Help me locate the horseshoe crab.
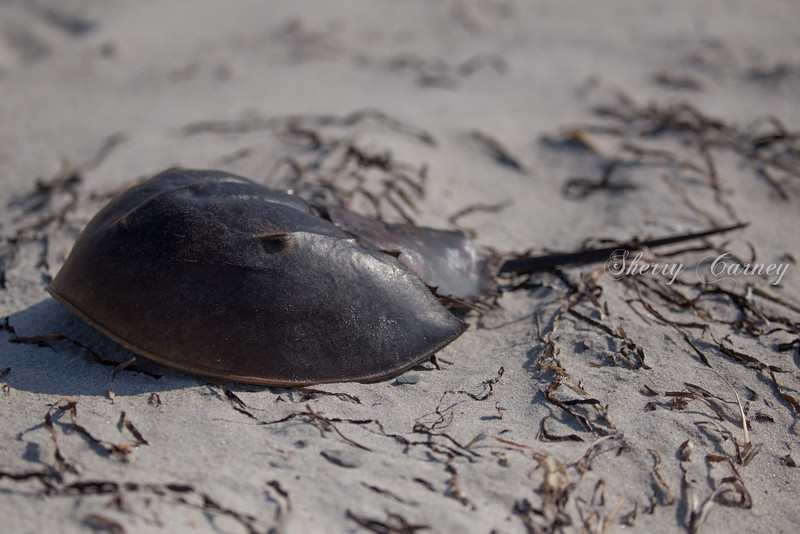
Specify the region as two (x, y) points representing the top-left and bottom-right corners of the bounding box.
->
(47, 169), (743, 385)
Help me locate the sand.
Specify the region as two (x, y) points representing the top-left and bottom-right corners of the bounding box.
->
(2, 1), (799, 532)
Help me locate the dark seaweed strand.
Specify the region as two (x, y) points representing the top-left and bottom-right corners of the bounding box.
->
(498, 223), (747, 275)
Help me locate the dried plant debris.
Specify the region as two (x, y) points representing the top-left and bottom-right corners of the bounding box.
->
(245, 403), (374, 452)
(183, 109), (435, 224)
(647, 449), (676, 506)
(447, 366), (504, 401)
(2, 425), (287, 533)
(538, 415), (584, 442)
(542, 377), (617, 437)
(8, 331), (161, 379)
(361, 483), (419, 507)
(687, 456), (753, 534)
(42, 397), (148, 465)
(203, 382), (644, 531)
(2, 399), (149, 489)
(679, 439), (694, 462)
(652, 71), (705, 91)
(184, 108), (435, 146)
(514, 456), (574, 533)
(1, 132), (126, 264)
(63, 479), (282, 534)
(469, 130), (526, 173)
(2, 168), (83, 285)
(320, 448), (360, 468)
(447, 199), (511, 235)
(359, 52), (508, 89)
(269, 139), (430, 225)
(544, 94), (800, 213)
(0, 138), (131, 311)
(747, 62), (800, 86)
(118, 411), (148, 446)
(512, 206), (798, 531)
(562, 159), (639, 198)
(346, 509), (430, 534)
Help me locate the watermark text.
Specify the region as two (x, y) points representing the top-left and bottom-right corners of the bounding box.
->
(604, 250), (791, 286)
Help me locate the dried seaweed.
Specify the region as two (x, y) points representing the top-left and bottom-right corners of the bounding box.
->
(652, 71), (705, 91)
(688, 456), (752, 533)
(443, 457), (473, 509)
(0, 251), (6, 289)
(118, 411), (148, 446)
(447, 200), (511, 230)
(1, 133), (127, 290)
(767, 367), (800, 414)
(545, 95), (800, 241)
(679, 439), (694, 462)
(664, 391), (725, 421)
(370, 52), (507, 88)
(563, 160), (637, 198)
(320, 449), (360, 468)
(79, 132), (127, 173)
(756, 166), (790, 200)
(44, 401), (76, 480)
(38, 479), (282, 534)
(184, 108), (436, 146)
(704, 369), (753, 456)
(412, 478), (436, 493)
(447, 366), (505, 401)
(621, 502), (638, 527)
(84, 513), (125, 534)
(514, 456), (574, 533)
(412, 394), (483, 460)
(576, 496), (625, 534)
(346, 509), (430, 534)
(2, 168), (82, 285)
(361, 483), (418, 506)
(0, 469), (57, 484)
(627, 280), (718, 366)
(9, 333), (161, 379)
(470, 130), (526, 172)
(571, 435), (618, 475)
(183, 110), (438, 224)
(543, 377), (617, 437)
(275, 134), (429, 224)
(628, 281), (709, 329)
(646, 449), (676, 506)
(538, 416), (584, 442)
(214, 384), (258, 419)
(43, 398), (147, 464)
(568, 307), (651, 370)
(258, 404), (373, 451)
(281, 386), (361, 404)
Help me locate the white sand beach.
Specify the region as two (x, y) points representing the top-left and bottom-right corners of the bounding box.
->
(2, 1), (799, 532)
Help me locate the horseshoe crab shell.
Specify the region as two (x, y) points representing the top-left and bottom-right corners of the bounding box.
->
(48, 169), (468, 386)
